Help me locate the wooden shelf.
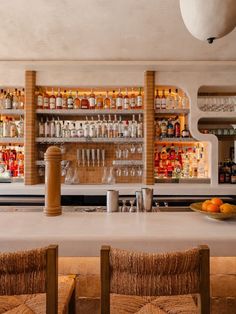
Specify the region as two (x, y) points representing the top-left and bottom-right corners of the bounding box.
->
(155, 109), (189, 115)
(0, 137), (24, 144)
(36, 137), (144, 144)
(112, 160), (143, 166)
(36, 109), (144, 115)
(155, 137), (197, 143)
(0, 109), (24, 116)
(155, 178), (210, 184)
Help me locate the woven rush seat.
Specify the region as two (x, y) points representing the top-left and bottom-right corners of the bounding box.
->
(0, 275), (74, 314)
(110, 294), (198, 314)
(101, 245), (210, 314)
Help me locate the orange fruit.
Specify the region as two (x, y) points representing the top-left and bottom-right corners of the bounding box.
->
(202, 200), (212, 211)
(211, 198), (223, 207)
(220, 203), (234, 214)
(206, 203), (220, 213)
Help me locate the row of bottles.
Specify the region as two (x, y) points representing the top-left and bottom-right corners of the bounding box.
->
(0, 145), (24, 178)
(38, 115), (143, 139)
(156, 117), (190, 139)
(154, 143), (207, 179)
(0, 89), (25, 110)
(0, 117), (24, 138)
(219, 160), (236, 184)
(155, 89), (189, 110)
(36, 88), (143, 110)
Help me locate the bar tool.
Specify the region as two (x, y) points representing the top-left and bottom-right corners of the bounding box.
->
(141, 188), (153, 212)
(135, 191), (143, 212)
(86, 149), (90, 167)
(106, 190), (119, 212)
(91, 148), (95, 167)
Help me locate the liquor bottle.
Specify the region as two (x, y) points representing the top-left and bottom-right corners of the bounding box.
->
(197, 153), (206, 178)
(0, 120), (3, 138)
(118, 116), (123, 137)
(131, 115), (137, 138)
(10, 119), (18, 138)
(166, 89), (173, 110)
(43, 90), (49, 109)
(12, 89), (19, 109)
(156, 120), (161, 138)
(70, 123), (77, 138)
(67, 90), (74, 109)
(56, 88), (62, 109)
(130, 88), (136, 109)
(174, 118), (180, 138)
(37, 89), (43, 109)
(167, 118), (174, 138)
(191, 155), (198, 178)
(74, 91), (81, 109)
(161, 90), (166, 110)
(38, 118), (44, 137)
(62, 90), (67, 109)
(0, 89), (4, 109)
(116, 89), (123, 109)
(218, 162), (225, 183)
(112, 115), (119, 138)
(155, 90), (161, 110)
(17, 116), (24, 138)
(111, 90), (116, 109)
(55, 118), (62, 138)
(137, 114), (143, 138)
(96, 94), (103, 109)
(182, 124), (190, 138)
(83, 116), (90, 138)
(104, 91), (111, 109)
(44, 117), (50, 137)
(19, 88), (25, 109)
(123, 120), (130, 138)
(89, 117), (96, 137)
(3, 118), (10, 137)
(181, 92), (188, 109)
(77, 123), (84, 138)
(224, 160), (231, 183)
(101, 115), (108, 138)
(231, 163), (236, 184)
(95, 115), (102, 138)
(81, 94), (89, 109)
(107, 115), (113, 138)
(183, 154), (190, 177)
(160, 119), (167, 138)
(49, 88), (56, 110)
(50, 117), (56, 137)
(88, 89), (96, 109)
(175, 89), (180, 108)
(123, 88), (130, 110)
(137, 87), (143, 109)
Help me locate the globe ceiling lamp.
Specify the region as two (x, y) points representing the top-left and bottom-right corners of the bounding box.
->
(179, 0), (236, 44)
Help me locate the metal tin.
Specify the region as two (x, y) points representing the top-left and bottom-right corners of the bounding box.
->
(141, 188), (153, 212)
(106, 190), (119, 212)
(135, 191), (143, 212)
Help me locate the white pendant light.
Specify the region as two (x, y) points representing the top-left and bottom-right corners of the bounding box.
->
(180, 0), (236, 43)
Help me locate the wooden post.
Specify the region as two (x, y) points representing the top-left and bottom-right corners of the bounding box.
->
(101, 245), (111, 314)
(46, 245), (58, 314)
(24, 71), (38, 185)
(143, 71), (155, 185)
(44, 146), (62, 216)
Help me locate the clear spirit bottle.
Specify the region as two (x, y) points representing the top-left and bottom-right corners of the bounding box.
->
(89, 89), (96, 109)
(67, 90), (74, 109)
(123, 88), (130, 110)
(49, 88), (56, 110)
(56, 88), (62, 109)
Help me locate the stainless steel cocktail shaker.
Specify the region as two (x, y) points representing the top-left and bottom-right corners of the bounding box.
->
(141, 188), (153, 212)
(135, 191), (143, 212)
(106, 190), (119, 212)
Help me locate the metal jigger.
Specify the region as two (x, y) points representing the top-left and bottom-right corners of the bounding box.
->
(86, 149), (90, 167)
(97, 149), (100, 167)
(101, 149), (105, 167)
(82, 149), (85, 167)
(77, 149), (81, 166)
(91, 149), (95, 167)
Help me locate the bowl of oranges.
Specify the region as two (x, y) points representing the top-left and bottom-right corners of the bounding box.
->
(190, 198), (236, 220)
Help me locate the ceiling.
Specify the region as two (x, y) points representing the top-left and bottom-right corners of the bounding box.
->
(0, 0), (235, 61)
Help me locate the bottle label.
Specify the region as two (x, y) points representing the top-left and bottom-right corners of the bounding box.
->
(39, 124), (44, 137)
(89, 98), (95, 108)
(37, 96), (43, 108)
(123, 98), (129, 109)
(67, 98), (73, 108)
(130, 98), (136, 108)
(50, 98), (56, 109)
(116, 98), (123, 108)
(137, 96), (142, 107)
(44, 98), (49, 109)
(161, 99), (166, 109)
(56, 97), (62, 109)
(155, 99), (161, 109)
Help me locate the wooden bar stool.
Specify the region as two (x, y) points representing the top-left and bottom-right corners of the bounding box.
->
(0, 245), (75, 314)
(101, 245), (210, 314)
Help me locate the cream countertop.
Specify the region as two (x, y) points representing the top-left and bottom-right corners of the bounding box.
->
(0, 183), (236, 196)
(0, 211), (235, 257)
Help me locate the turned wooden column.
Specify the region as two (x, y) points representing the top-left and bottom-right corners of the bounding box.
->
(44, 146), (62, 216)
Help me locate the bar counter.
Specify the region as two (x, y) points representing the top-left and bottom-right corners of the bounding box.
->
(0, 211), (235, 257)
(0, 182), (236, 196)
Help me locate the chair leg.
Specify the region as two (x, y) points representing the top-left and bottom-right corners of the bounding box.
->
(69, 288), (76, 314)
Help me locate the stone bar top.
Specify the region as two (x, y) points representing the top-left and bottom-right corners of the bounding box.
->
(0, 211), (235, 257)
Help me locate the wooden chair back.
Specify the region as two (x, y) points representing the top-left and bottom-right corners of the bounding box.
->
(101, 245), (210, 314)
(0, 245), (58, 314)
